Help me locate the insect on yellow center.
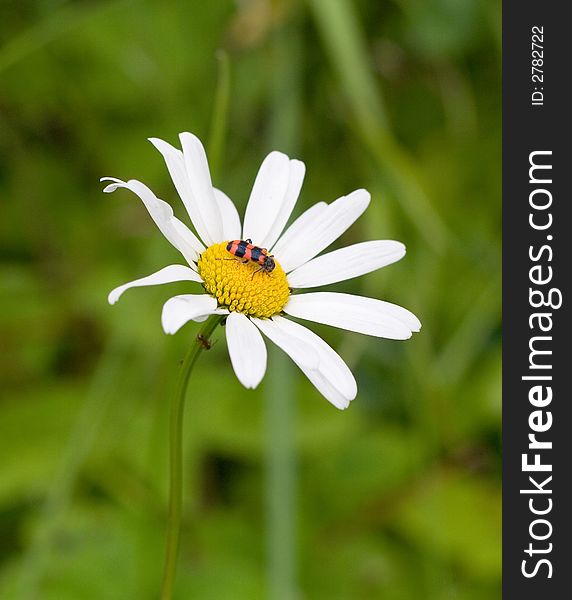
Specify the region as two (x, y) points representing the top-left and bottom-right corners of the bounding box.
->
(197, 242), (290, 318)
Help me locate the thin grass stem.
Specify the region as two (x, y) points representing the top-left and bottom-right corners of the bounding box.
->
(207, 50), (231, 182)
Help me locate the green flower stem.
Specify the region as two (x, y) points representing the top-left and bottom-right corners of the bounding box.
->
(160, 314), (223, 600)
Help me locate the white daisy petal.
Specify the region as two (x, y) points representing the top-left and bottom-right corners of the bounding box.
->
(271, 202), (328, 254)
(273, 189), (371, 273)
(287, 240), (405, 288)
(101, 177), (203, 265)
(259, 159), (306, 250)
(253, 317), (319, 371)
(214, 188), (242, 241)
(148, 137), (213, 247)
(226, 313), (267, 389)
(171, 218), (205, 264)
(161, 294), (227, 334)
(179, 132), (224, 245)
(108, 265), (202, 305)
(284, 292), (421, 340)
(271, 316), (356, 409)
(242, 151), (291, 244)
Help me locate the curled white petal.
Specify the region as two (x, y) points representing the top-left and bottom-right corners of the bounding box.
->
(161, 294), (226, 334)
(242, 151), (291, 245)
(226, 313), (267, 389)
(270, 316), (357, 409)
(179, 132), (224, 245)
(284, 292), (421, 340)
(108, 265), (202, 305)
(214, 188), (242, 241)
(273, 189), (371, 273)
(171, 219), (205, 267)
(101, 177), (203, 265)
(287, 240), (406, 288)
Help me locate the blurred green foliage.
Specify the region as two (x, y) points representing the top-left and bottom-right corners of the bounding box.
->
(0, 1), (500, 599)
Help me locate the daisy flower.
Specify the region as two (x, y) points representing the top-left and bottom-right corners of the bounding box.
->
(103, 132), (421, 409)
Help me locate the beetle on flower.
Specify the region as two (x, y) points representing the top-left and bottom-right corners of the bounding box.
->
(103, 132), (421, 409)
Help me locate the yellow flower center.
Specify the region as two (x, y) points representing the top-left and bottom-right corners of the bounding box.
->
(198, 242), (290, 318)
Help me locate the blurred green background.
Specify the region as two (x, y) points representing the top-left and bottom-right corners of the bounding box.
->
(0, 1), (501, 599)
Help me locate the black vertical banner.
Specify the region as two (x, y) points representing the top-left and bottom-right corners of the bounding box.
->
(504, 2), (571, 598)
